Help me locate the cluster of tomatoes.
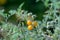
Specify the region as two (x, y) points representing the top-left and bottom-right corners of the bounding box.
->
(27, 20), (38, 30)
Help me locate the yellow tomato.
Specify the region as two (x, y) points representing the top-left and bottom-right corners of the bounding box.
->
(28, 25), (33, 30)
(30, 38), (33, 40)
(32, 21), (38, 27)
(0, 0), (7, 5)
(27, 20), (32, 26)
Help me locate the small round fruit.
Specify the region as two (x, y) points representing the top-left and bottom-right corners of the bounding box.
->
(32, 21), (38, 27)
(0, 0), (7, 5)
(28, 25), (33, 30)
(27, 20), (32, 26)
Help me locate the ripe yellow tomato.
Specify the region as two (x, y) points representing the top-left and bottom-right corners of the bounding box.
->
(28, 25), (33, 30)
(0, 0), (7, 5)
(27, 20), (32, 26)
(30, 38), (33, 40)
(32, 21), (38, 27)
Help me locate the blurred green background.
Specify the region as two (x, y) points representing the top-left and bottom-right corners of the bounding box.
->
(1, 0), (48, 20)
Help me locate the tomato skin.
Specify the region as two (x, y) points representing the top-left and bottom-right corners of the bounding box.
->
(27, 20), (32, 26)
(28, 25), (33, 30)
(32, 21), (38, 27)
(0, 0), (7, 5)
